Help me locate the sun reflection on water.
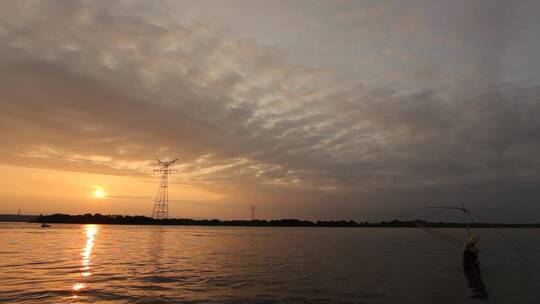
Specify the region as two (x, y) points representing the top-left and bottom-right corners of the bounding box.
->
(81, 225), (97, 273)
(71, 225), (98, 296)
(72, 282), (85, 291)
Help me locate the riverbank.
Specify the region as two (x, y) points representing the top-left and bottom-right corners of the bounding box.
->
(0, 214), (39, 222)
(34, 213), (540, 228)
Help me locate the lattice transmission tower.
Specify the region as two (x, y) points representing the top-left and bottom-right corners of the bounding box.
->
(250, 205), (256, 221)
(151, 159), (178, 219)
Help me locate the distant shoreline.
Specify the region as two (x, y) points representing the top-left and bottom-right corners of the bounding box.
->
(14, 213), (540, 228)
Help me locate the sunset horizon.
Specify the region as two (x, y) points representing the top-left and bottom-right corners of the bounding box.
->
(2, 1), (540, 223)
(1, 1), (539, 302)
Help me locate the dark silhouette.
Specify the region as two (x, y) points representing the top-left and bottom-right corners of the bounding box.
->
(32, 213), (540, 228)
(463, 236), (488, 299)
(0, 214), (39, 222)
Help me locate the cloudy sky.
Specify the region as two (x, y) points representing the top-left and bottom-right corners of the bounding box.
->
(1, 0), (539, 222)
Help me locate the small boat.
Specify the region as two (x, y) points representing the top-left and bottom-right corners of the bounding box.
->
(41, 223), (51, 228)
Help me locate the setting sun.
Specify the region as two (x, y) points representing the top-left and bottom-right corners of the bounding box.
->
(93, 188), (106, 199)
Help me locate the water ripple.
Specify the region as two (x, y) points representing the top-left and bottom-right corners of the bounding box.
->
(1, 223), (538, 303)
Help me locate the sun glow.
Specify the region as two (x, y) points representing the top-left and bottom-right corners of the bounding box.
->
(93, 187), (106, 199)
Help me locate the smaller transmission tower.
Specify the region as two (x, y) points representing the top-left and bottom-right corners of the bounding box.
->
(250, 205), (256, 221)
(151, 159), (178, 219)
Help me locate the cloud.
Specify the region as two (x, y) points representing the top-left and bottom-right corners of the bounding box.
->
(0, 0), (539, 220)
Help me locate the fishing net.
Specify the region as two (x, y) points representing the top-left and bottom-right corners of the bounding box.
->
(407, 206), (530, 267)
(405, 206), (533, 300)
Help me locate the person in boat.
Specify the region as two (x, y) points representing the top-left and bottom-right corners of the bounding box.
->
(462, 236), (488, 298)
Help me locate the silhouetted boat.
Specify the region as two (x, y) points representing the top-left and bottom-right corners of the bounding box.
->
(41, 223), (51, 228)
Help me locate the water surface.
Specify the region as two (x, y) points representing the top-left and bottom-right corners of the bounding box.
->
(0, 223), (538, 303)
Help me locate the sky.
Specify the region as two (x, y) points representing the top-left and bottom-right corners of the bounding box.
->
(1, 0), (539, 222)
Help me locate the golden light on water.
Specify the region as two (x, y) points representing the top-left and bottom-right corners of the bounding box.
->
(72, 283), (85, 291)
(81, 224), (97, 270)
(72, 225), (98, 294)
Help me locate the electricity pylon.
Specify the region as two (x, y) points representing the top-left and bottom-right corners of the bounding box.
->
(151, 159), (178, 219)
(250, 205), (256, 221)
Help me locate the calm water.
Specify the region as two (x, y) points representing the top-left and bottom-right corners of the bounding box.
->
(0, 223), (538, 303)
